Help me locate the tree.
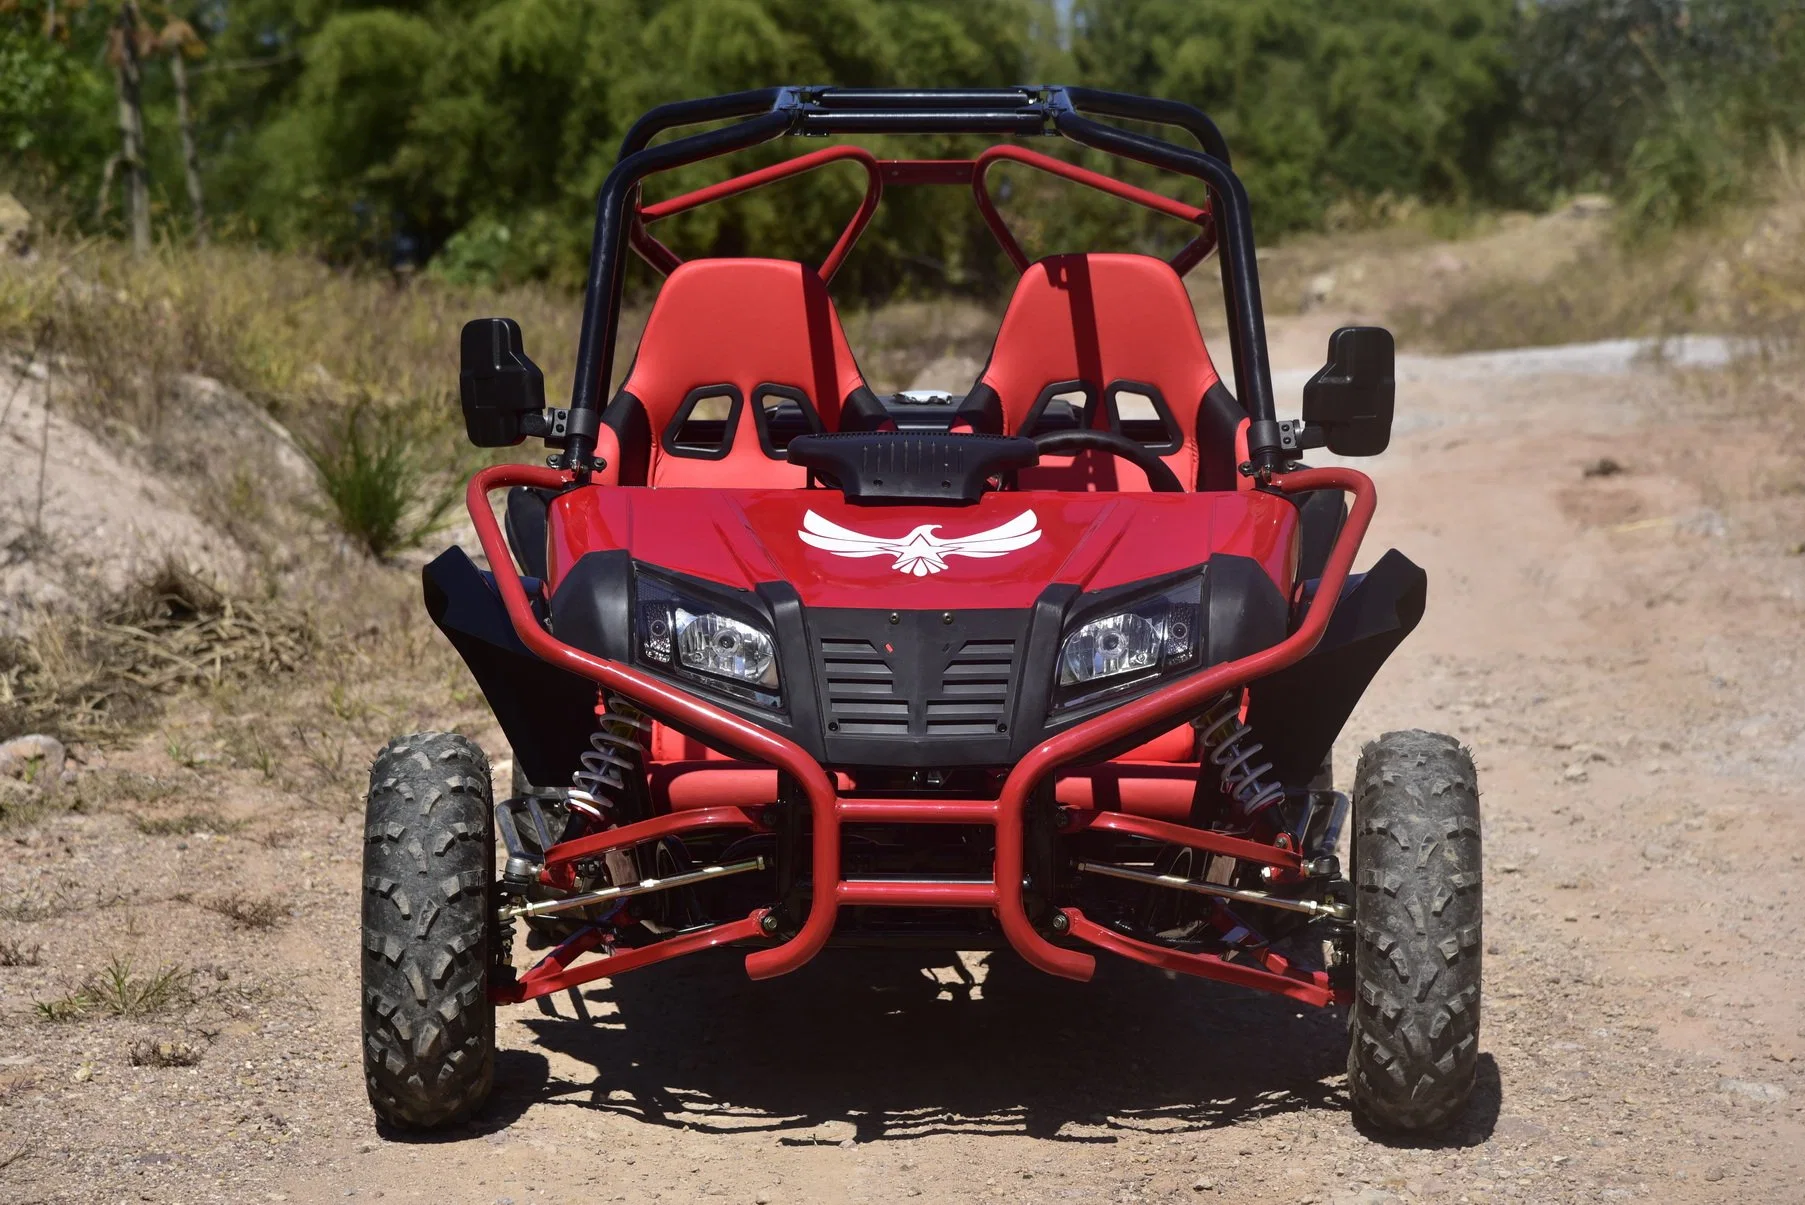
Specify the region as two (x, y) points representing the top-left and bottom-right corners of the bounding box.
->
(159, 16), (207, 243)
(101, 1), (153, 253)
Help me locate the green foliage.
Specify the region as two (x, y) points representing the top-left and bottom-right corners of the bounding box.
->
(1072, 0), (1517, 234)
(1497, 0), (1805, 234)
(5, 0), (1802, 277)
(304, 403), (462, 560)
(0, 13), (115, 211)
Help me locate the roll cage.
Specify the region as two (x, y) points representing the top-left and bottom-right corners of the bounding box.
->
(561, 86), (1288, 480)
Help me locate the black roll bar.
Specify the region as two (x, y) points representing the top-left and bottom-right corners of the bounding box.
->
(564, 86), (1284, 478)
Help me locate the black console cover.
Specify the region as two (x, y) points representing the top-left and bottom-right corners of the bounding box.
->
(787, 432), (1037, 504)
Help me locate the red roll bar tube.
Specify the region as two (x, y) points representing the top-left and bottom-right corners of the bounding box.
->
(466, 464), (1375, 995)
(972, 145), (1217, 275)
(630, 144), (884, 283)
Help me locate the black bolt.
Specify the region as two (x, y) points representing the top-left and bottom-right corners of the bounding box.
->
(995, 721), (1007, 732)
(1050, 912), (1070, 934)
(827, 720), (839, 731)
(888, 612), (900, 625)
(941, 612), (954, 625)
(759, 913), (781, 934)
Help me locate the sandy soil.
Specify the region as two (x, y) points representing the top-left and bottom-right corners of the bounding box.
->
(2, 326), (1803, 1204)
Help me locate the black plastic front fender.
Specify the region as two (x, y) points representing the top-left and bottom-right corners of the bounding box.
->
(1244, 548), (1428, 786)
(423, 547), (598, 789)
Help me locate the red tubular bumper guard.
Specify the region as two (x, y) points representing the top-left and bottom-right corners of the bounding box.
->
(470, 466), (1374, 1006)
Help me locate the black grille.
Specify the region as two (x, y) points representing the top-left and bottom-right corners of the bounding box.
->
(821, 638), (909, 734)
(809, 609), (1030, 764)
(927, 640), (1015, 734)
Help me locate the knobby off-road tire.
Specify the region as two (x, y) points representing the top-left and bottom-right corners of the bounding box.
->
(362, 733), (497, 1130)
(1347, 730), (1483, 1133)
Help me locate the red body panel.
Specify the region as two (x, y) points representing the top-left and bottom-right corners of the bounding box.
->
(544, 485), (1298, 607)
(468, 463), (1373, 1005)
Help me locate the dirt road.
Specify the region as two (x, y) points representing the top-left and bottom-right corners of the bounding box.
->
(3, 329), (1803, 1204)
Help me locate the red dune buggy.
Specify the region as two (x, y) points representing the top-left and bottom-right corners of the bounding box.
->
(363, 87), (1481, 1135)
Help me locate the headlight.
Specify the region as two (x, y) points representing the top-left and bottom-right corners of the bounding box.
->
(636, 578), (780, 706)
(1054, 578), (1201, 707)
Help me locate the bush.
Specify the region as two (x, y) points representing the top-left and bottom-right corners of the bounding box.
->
(304, 402), (462, 560)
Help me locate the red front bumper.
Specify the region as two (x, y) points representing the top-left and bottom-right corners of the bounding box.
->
(468, 464), (1375, 1009)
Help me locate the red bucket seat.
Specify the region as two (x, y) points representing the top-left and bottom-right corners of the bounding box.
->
(962, 253), (1247, 492)
(600, 258), (879, 488)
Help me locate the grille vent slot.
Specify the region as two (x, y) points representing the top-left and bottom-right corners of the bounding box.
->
(927, 639), (1015, 734)
(821, 638), (908, 734)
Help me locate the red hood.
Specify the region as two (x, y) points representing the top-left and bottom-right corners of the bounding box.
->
(545, 486), (1298, 608)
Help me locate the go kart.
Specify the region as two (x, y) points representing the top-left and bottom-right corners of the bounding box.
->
(361, 86), (1482, 1136)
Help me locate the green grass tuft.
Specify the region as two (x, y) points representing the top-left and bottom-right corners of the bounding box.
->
(303, 402), (462, 560)
(35, 956), (193, 1022)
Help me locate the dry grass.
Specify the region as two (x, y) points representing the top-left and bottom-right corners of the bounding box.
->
(128, 1037), (203, 1068)
(0, 561), (312, 742)
(0, 886), (79, 923)
(0, 936), (42, 966)
(129, 810), (242, 838)
(0, 240), (583, 431)
(1397, 181), (1805, 355)
(204, 893), (287, 930)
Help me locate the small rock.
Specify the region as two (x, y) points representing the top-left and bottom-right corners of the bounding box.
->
(1719, 1078), (1788, 1105)
(755, 1193), (772, 1205)
(1704, 1168), (1725, 1182)
(1191, 1177), (1215, 1191)
(1641, 843), (1670, 863)
(838, 1138), (855, 1149)
(0, 191), (32, 257)
(1498, 863), (1521, 874)
(0, 734), (65, 782)
(1581, 457), (1623, 478)
(1562, 762), (1589, 782)
(72, 1062), (93, 1083)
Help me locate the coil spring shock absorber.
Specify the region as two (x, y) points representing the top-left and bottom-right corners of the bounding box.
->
(1196, 692), (1284, 820)
(569, 694), (651, 821)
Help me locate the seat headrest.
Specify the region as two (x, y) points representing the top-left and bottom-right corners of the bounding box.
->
(620, 258), (867, 431)
(975, 253), (1221, 438)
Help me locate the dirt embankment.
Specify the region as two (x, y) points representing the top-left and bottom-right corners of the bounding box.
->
(0, 228), (1803, 1203)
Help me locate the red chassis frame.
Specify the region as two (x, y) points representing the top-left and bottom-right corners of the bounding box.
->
(469, 463), (1376, 1009)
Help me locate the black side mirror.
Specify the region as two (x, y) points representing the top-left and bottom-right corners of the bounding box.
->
(1301, 326), (1395, 457)
(459, 318), (546, 448)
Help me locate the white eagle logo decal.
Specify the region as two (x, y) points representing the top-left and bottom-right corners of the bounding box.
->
(798, 509), (1042, 577)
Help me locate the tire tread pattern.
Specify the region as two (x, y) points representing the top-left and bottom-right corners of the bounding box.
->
(1348, 729), (1482, 1132)
(361, 732), (496, 1130)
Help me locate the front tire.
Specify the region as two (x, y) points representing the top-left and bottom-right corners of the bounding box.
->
(1347, 730), (1482, 1133)
(361, 733), (498, 1130)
